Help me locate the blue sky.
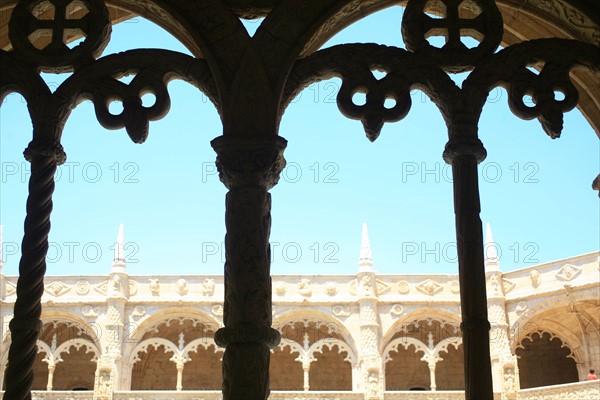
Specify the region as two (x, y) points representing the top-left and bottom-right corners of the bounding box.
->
(1, 6), (598, 277)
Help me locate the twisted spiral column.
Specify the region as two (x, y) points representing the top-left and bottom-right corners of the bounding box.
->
(3, 141), (65, 400)
(212, 136), (286, 400)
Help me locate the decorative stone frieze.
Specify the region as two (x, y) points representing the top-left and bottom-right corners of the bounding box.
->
(416, 279), (443, 296)
(556, 264), (582, 281)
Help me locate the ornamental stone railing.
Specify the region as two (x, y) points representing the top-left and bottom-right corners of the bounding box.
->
(31, 392), (94, 400)
(518, 380), (600, 400)
(384, 392), (492, 400)
(2, 383), (599, 399)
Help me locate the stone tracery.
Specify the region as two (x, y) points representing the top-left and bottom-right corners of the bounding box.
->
(0, 0), (598, 399)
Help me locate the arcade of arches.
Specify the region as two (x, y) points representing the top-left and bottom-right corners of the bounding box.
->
(0, 0), (599, 399)
(1, 227), (599, 398)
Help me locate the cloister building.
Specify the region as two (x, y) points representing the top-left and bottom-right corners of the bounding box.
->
(1, 225), (599, 399)
(0, 0), (599, 399)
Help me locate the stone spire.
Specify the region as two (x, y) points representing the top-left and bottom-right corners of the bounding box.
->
(112, 224), (126, 273)
(485, 222), (500, 271)
(359, 223), (373, 272)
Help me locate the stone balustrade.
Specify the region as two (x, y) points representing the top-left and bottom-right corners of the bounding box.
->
(4, 383), (599, 400)
(519, 380), (600, 400)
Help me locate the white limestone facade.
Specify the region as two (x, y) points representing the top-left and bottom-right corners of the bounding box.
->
(0, 225), (598, 400)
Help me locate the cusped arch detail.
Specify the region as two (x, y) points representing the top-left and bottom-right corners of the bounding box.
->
(383, 337), (429, 364)
(129, 337), (179, 365)
(273, 308), (358, 355)
(514, 329), (582, 364)
(381, 308), (462, 352)
(308, 337), (357, 366)
(509, 289), (599, 335)
(127, 307), (222, 343)
(37, 338), (100, 367)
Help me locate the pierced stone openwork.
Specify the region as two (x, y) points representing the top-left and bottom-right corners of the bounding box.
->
(384, 318), (463, 391)
(9, 0), (111, 72)
(130, 317), (223, 391)
(270, 319), (356, 391)
(1, 0), (599, 399)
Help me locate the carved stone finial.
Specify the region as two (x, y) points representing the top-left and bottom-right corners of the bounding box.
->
(359, 223), (374, 272)
(111, 224), (126, 274)
(484, 222), (500, 271)
(210, 136), (287, 190)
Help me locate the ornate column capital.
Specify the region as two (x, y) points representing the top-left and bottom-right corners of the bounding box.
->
(23, 140), (67, 165)
(211, 136), (287, 190)
(443, 114), (487, 164)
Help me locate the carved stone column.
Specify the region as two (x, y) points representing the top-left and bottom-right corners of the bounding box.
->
(444, 121), (493, 400)
(4, 134), (66, 400)
(46, 364), (56, 391)
(212, 136), (286, 400)
(484, 224), (519, 399)
(428, 362), (437, 391)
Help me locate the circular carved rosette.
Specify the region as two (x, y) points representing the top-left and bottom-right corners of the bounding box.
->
(402, 0), (503, 72)
(9, 0), (111, 72)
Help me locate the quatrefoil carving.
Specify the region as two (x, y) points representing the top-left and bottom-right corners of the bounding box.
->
(507, 63), (579, 138)
(9, 0), (111, 72)
(402, 0), (503, 72)
(337, 67), (412, 141)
